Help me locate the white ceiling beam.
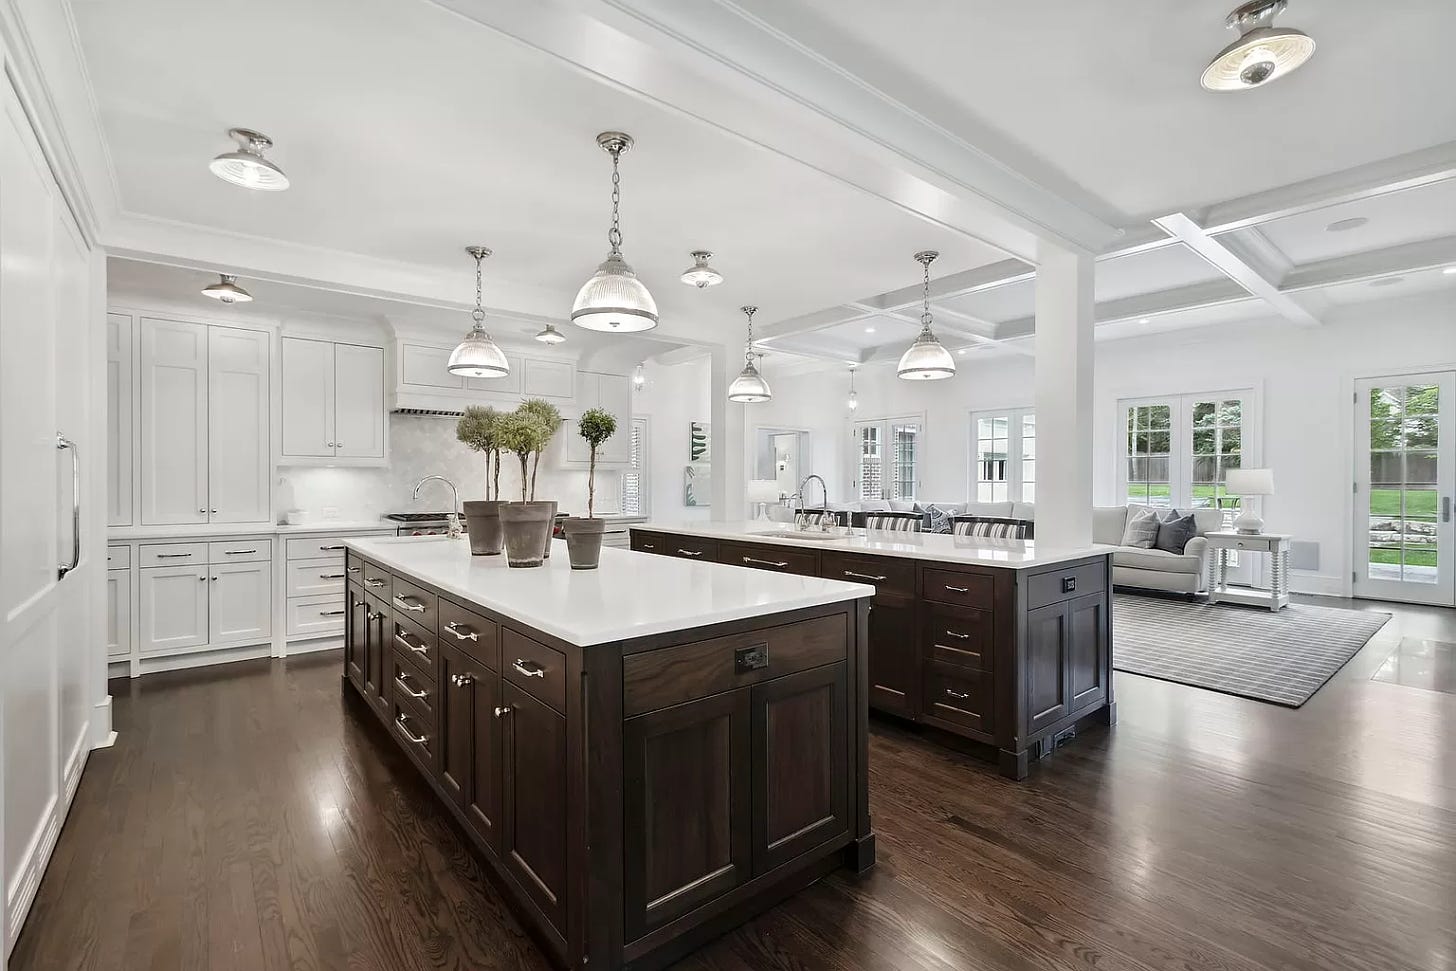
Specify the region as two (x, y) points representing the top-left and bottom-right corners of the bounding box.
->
(1280, 235), (1456, 292)
(1153, 212), (1321, 327)
(996, 279), (1255, 340)
(753, 304), (872, 344)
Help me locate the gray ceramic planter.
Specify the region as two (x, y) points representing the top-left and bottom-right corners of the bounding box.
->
(563, 517), (606, 570)
(462, 500), (503, 555)
(500, 501), (554, 568)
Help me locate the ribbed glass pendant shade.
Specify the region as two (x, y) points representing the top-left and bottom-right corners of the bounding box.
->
(571, 253), (659, 332)
(728, 360), (772, 403)
(201, 274), (253, 304)
(448, 324), (511, 378)
(209, 129), (289, 191)
(896, 330), (956, 380)
(1201, 1), (1315, 91)
(535, 322), (566, 344)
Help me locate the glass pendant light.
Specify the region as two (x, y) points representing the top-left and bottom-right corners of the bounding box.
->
(633, 362), (646, 392)
(571, 132), (658, 333)
(1201, 1), (1315, 92)
(846, 365), (859, 411)
(201, 274), (253, 304)
(680, 250), (724, 288)
(897, 251), (956, 381)
(534, 322), (566, 344)
(727, 306), (772, 403)
(209, 128), (290, 191)
(448, 246), (510, 378)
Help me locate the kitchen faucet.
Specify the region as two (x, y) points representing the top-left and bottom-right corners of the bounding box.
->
(791, 474), (831, 532)
(412, 475), (462, 539)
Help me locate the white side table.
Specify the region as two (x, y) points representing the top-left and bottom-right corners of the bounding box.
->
(1205, 531), (1292, 611)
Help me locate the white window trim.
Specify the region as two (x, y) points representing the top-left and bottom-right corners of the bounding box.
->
(846, 411), (927, 503)
(968, 405), (1035, 504)
(622, 415), (650, 517)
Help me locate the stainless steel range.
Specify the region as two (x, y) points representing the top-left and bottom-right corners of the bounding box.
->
(385, 511), (453, 536)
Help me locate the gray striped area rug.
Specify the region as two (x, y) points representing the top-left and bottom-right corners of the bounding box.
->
(1112, 594), (1391, 707)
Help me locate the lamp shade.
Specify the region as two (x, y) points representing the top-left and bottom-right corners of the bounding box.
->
(1226, 468), (1275, 496)
(747, 480), (781, 503)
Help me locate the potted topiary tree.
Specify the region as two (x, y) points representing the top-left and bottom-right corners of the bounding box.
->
(456, 405), (505, 555)
(516, 397), (563, 558)
(497, 404), (561, 567)
(563, 407), (617, 569)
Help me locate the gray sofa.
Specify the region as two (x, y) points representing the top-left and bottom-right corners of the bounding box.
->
(1093, 505), (1222, 594)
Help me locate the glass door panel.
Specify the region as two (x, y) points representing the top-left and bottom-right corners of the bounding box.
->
(852, 417), (922, 502)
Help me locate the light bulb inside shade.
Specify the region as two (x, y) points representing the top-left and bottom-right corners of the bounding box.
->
(1201, 28), (1315, 91)
(897, 332), (957, 381)
(727, 361), (772, 403)
(847, 390), (859, 411)
(448, 326), (511, 378)
(572, 253), (658, 333)
(201, 275), (253, 303)
(208, 153), (289, 191)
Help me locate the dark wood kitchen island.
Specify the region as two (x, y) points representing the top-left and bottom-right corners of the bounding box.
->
(342, 535), (875, 971)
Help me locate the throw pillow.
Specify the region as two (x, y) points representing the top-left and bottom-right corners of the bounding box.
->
(927, 504), (954, 534)
(1155, 512), (1198, 554)
(1120, 506), (1161, 548)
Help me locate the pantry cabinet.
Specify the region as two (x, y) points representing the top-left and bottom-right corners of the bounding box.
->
(279, 337), (385, 463)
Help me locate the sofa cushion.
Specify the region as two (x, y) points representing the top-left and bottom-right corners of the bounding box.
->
(1121, 507), (1161, 548)
(1155, 512), (1198, 554)
(1011, 501), (1035, 522)
(1092, 506), (1129, 545)
(889, 500), (917, 512)
(961, 501), (1014, 519)
(927, 503), (961, 533)
(858, 499), (890, 513)
(1114, 547), (1204, 574)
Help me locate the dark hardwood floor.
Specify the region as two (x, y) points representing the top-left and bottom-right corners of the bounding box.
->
(12, 597), (1456, 971)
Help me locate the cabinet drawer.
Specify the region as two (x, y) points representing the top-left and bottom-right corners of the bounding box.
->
(923, 602), (993, 672)
(287, 557), (349, 598)
(1026, 561), (1107, 611)
(389, 652), (436, 718)
(438, 598), (499, 670)
(138, 542), (208, 568)
(922, 662), (994, 736)
(208, 539), (271, 563)
(629, 529), (666, 555)
(390, 692), (438, 772)
(820, 551), (915, 601)
(392, 614), (436, 679)
(285, 595), (347, 637)
(391, 575), (438, 633)
(719, 541), (819, 577)
(923, 567), (995, 609)
(623, 612), (847, 717)
(360, 560), (391, 598)
(664, 534), (718, 561)
(287, 536), (350, 561)
(502, 628), (566, 714)
(106, 545), (130, 569)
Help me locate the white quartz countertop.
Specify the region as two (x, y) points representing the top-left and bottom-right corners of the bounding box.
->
(345, 536), (873, 648)
(109, 520), (394, 541)
(634, 521), (1117, 569)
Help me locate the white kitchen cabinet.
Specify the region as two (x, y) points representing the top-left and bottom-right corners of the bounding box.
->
(107, 569), (131, 658)
(139, 318), (209, 525)
(286, 557), (347, 598)
(139, 564), (210, 653)
(564, 371), (633, 466)
(280, 337), (385, 462)
(209, 326), (271, 522)
(107, 312), (133, 526)
(522, 358), (575, 399)
(208, 561), (272, 644)
(334, 343), (385, 458)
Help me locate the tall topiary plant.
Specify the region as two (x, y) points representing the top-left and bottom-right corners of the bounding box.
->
(577, 408), (617, 518)
(517, 398), (562, 501)
(456, 405), (503, 499)
(495, 410), (537, 502)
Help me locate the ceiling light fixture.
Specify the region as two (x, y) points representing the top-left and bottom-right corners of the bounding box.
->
(680, 250), (724, 289)
(209, 128), (290, 191)
(448, 246), (510, 378)
(572, 132), (658, 333)
(1326, 217), (1369, 233)
(201, 274), (253, 304)
(727, 306), (772, 403)
(534, 322), (567, 344)
(846, 365), (859, 411)
(1444, 267), (1456, 276)
(1201, 0), (1315, 92)
(897, 251), (956, 381)
(633, 362), (646, 391)
(865, 326), (876, 334)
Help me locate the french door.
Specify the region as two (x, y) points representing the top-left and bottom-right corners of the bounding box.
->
(850, 417), (922, 502)
(1353, 375), (1455, 605)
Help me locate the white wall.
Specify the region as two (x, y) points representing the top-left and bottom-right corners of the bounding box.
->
(634, 356), (713, 523)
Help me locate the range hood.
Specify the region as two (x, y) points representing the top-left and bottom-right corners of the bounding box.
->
(392, 405), (469, 418)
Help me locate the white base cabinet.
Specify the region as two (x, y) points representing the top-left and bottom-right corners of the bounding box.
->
(139, 563), (210, 654)
(209, 562), (273, 643)
(107, 569), (131, 658)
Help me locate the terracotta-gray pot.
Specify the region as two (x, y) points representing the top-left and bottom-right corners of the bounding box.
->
(540, 500), (559, 559)
(563, 518), (606, 570)
(462, 500), (503, 556)
(500, 502), (554, 568)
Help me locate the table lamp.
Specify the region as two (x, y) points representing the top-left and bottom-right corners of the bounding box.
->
(747, 480), (781, 520)
(1226, 468), (1274, 534)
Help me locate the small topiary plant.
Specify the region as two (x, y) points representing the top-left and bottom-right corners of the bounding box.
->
(456, 405), (503, 499)
(577, 408), (618, 518)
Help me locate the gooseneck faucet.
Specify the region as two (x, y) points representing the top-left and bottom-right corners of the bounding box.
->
(412, 475), (462, 539)
(793, 474), (830, 532)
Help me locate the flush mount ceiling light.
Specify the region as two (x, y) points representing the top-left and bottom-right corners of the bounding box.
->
(572, 132), (658, 333)
(1326, 216), (1369, 233)
(846, 365), (859, 412)
(448, 246), (510, 378)
(897, 251), (956, 381)
(680, 250), (724, 289)
(1202, 0), (1316, 92)
(209, 128), (290, 191)
(727, 306), (772, 403)
(534, 322), (566, 344)
(201, 273), (253, 304)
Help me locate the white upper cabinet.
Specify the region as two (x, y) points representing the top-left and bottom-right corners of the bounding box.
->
(521, 358), (575, 399)
(107, 312), (133, 526)
(208, 326), (271, 523)
(563, 371), (633, 467)
(140, 318), (209, 525)
(280, 336), (334, 458)
(333, 343), (385, 458)
(280, 337), (385, 464)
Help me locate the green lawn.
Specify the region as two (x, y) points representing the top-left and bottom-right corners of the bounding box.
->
(1370, 488), (1436, 518)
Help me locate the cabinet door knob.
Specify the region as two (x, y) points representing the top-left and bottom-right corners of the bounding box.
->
(494, 705), (512, 717)
(450, 673), (475, 687)
(198, 576), (206, 582)
(198, 508), (206, 514)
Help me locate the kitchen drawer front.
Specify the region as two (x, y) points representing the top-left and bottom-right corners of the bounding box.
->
(664, 534), (718, 562)
(287, 557), (349, 598)
(1025, 561), (1107, 611)
(438, 598), (499, 671)
(391, 575), (438, 633)
(361, 560), (392, 598)
(923, 567), (995, 609)
(287, 536), (350, 561)
(389, 651), (437, 718)
(623, 612), (847, 717)
(630, 529), (666, 555)
(718, 541), (819, 577)
(923, 602), (993, 672)
(106, 545), (130, 569)
(344, 550), (366, 584)
(208, 539), (271, 564)
(392, 613), (437, 679)
(820, 551), (915, 601)
(502, 628), (567, 714)
(285, 594), (347, 637)
(138, 542), (209, 568)
(390, 691), (438, 773)
(922, 661), (994, 736)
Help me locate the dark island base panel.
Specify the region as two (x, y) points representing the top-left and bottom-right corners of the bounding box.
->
(632, 529), (1117, 780)
(342, 549), (874, 971)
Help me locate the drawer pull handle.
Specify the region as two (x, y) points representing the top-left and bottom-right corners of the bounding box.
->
(320, 545), (346, 552)
(364, 578), (385, 588)
(512, 659), (547, 678)
(944, 584), (970, 594)
(395, 675), (428, 700)
(394, 713), (428, 745)
(156, 552), (193, 559)
(641, 543), (655, 550)
(319, 573), (346, 580)
(677, 548), (703, 557)
(743, 556), (790, 568)
(843, 571), (888, 582)
(494, 705), (512, 717)
(945, 630), (970, 640)
(945, 688), (971, 701)
(444, 621), (478, 641)
(450, 673), (475, 687)
(223, 549), (259, 555)
(347, 566), (361, 574)
(318, 609), (346, 617)
(393, 595), (426, 613)
(395, 632), (428, 656)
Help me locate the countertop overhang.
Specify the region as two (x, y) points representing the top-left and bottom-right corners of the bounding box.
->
(344, 536), (873, 648)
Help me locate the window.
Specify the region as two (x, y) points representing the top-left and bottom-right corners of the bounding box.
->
(971, 408), (1035, 503)
(621, 417), (649, 515)
(1120, 394), (1249, 514)
(852, 417), (921, 501)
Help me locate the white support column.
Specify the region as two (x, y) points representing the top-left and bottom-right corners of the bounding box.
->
(1033, 242), (1095, 548)
(709, 344), (746, 520)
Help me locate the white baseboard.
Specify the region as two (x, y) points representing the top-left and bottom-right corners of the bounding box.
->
(1290, 573), (1346, 597)
(133, 642), (271, 677)
(285, 635), (344, 657)
(91, 695), (116, 749)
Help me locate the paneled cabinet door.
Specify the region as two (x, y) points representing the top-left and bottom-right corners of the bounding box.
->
(867, 600), (919, 718)
(208, 561), (272, 644)
(106, 569), (131, 658)
(345, 585), (367, 689)
(751, 663), (850, 875)
(501, 682), (567, 933)
(280, 337), (335, 458)
(439, 644), (503, 854)
(106, 313), (133, 526)
(208, 326), (270, 523)
(333, 343), (385, 458)
(1024, 594), (1108, 736)
(139, 565), (209, 654)
(624, 687), (751, 941)
(364, 594), (389, 713)
(594, 372), (633, 464)
(139, 318), (208, 525)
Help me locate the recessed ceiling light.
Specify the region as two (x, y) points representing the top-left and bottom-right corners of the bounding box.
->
(864, 326), (876, 334)
(1326, 217), (1369, 233)
(1443, 267), (1456, 276)
(209, 128), (289, 191)
(1369, 277), (1405, 288)
(1139, 317), (1151, 324)
(201, 274), (253, 303)
(1201, 0), (1315, 92)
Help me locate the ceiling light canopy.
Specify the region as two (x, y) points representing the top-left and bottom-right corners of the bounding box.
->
(572, 132), (658, 333)
(680, 250), (724, 289)
(1201, 0), (1315, 92)
(534, 322), (566, 344)
(448, 246), (510, 378)
(201, 274), (253, 304)
(209, 128), (290, 191)
(727, 306), (772, 403)
(897, 251), (956, 382)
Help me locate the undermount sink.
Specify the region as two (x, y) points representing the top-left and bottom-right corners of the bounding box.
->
(756, 530), (845, 541)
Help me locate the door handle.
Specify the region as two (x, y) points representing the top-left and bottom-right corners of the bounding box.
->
(57, 435), (80, 580)
(1444, 496), (1451, 524)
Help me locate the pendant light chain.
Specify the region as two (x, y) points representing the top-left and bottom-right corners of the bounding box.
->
(608, 146), (623, 254)
(743, 305), (757, 363)
(920, 254), (933, 330)
(473, 250), (486, 325)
